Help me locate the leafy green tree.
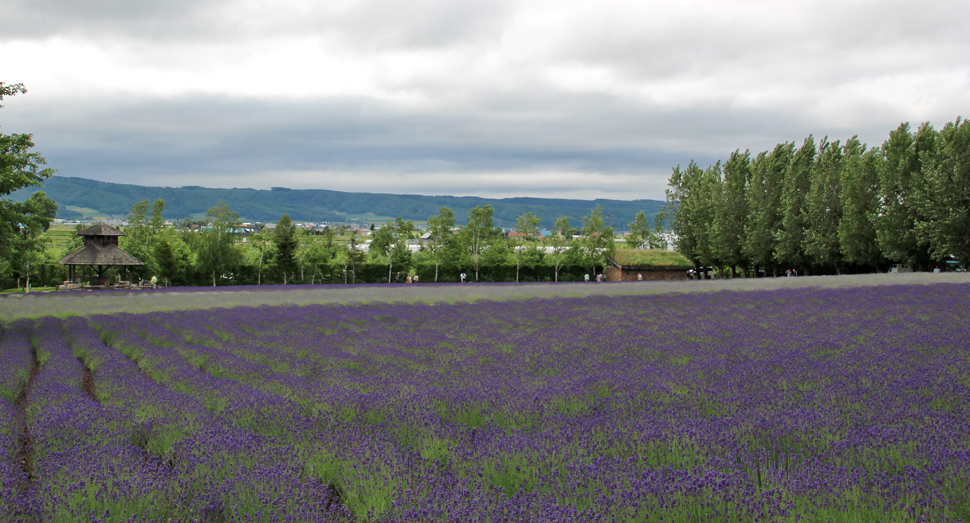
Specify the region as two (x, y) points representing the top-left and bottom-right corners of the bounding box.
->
(391, 217), (414, 277)
(712, 150), (750, 276)
(667, 161), (711, 275)
(344, 232), (365, 283)
(838, 145), (883, 268)
(696, 163), (722, 273)
(121, 199), (156, 280)
(300, 237), (336, 284)
(426, 206), (455, 282)
(775, 136), (815, 272)
(650, 208), (668, 250)
(196, 201), (242, 287)
(551, 216), (571, 281)
(8, 191), (55, 291)
(154, 240), (178, 287)
(247, 227), (272, 285)
(0, 82), (27, 108)
(579, 204), (614, 276)
(512, 211), (541, 282)
(273, 213), (298, 284)
(804, 137), (846, 271)
(743, 143), (791, 276)
(918, 117), (970, 268)
(371, 223), (396, 282)
(626, 210), (650, 249)
(371, 218), (413, 282)
(150, 199), (166, 236)
(480, 236), (510, 269)
(465, 205), (494, 281)
(1, 82), (57, 272)
(876, 122), (936, 270)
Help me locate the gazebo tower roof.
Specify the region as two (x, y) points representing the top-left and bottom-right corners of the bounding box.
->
(76, 222), (126, 237)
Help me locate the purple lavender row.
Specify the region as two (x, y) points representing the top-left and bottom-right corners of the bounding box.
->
(22, 316), (174, 522)
(79, 314), (353, 521)
(0, 320), (35, 521)
(90, 312), (462, 520)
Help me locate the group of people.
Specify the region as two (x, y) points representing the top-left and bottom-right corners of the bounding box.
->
(395, 272), (421, 284)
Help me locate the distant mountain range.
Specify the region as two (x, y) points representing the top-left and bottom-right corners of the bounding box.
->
(11, 176), (664, 230)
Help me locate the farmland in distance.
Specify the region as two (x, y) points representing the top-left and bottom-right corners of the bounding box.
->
(1, 283), (969, 522)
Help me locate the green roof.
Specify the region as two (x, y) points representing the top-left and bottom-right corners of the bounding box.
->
(611, 249), (693, 268)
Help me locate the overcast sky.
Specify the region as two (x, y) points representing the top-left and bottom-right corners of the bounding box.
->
(2, 0), (968, 200)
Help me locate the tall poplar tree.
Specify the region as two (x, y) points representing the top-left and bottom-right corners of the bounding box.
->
(743, 143), (791, 276)
(918, 117), (970, 267)
(876, 123), (936, 270)
(775, 136), (815, 271)
(713, 150), (751, 276)
(838, 145), (883, 268)
(667, 161), (706, 272)
(804, 137), (846, 271)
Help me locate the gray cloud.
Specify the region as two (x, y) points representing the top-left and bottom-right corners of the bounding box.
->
(4, 87), (884, 199)
(2, 0), (968, 200)
(0, 0), (514, 50)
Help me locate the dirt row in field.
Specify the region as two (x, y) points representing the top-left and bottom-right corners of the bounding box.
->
(2, 272), (968, 321)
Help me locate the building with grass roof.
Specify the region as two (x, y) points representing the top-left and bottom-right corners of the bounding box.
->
(605, 249), (693, 281)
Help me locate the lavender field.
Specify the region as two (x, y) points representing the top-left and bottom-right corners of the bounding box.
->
(1, 283), (969, 522)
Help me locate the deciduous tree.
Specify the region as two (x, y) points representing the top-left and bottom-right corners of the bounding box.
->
(273, 213), (298, 284)
(743, 143), (790, 276)
(196, 201), (242, 287)
(426, 206), (455, 282)
(1, 82), (57, 273)
(626, 210), (650, 249)
(512, 211), (541, 282)
(465, 205), (494, 281)
(918, 117), (970, 268)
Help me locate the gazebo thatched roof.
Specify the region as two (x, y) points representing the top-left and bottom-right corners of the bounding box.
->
(59, 243), (144, 266)
(77, 222), (125, 237)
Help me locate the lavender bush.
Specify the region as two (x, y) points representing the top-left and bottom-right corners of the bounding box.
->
(1, 283), (968, 522)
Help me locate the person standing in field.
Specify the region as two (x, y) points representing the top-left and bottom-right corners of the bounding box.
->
(150, 275), (157, 289)
(584, 274), (590, 282)
(413, 274), (419, 283)
(460, 272), (466, 283)
(637, 273), (642, 281)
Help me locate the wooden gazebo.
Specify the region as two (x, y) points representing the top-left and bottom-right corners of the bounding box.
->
(58, 222), (144, 287)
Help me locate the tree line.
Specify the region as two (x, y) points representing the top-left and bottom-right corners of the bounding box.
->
(664, 118), (970, 276)
(2, 82), (645, 290)
(59, 199), (621, 287)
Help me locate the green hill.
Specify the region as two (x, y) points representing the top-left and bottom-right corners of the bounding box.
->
(10, 176), (664, 229)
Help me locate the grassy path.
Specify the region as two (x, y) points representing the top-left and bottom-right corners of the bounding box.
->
(2, 272), (968, 321)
